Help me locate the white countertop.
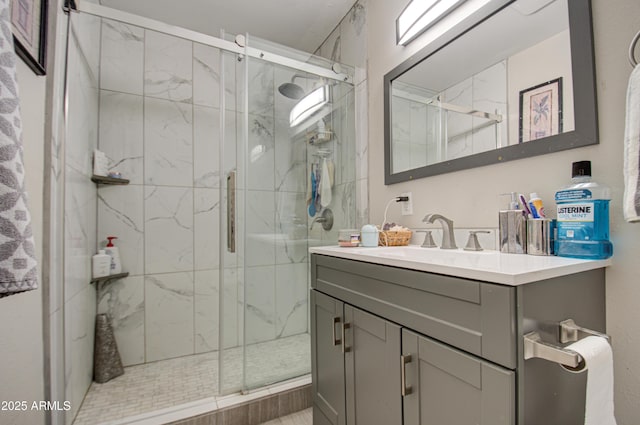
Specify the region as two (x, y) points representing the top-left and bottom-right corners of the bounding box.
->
(309, 245), (611, 286)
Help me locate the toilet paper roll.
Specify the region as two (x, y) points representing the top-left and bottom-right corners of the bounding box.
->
(565, 336), (617, 425)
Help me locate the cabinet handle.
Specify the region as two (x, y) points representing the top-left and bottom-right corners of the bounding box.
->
(342, 323), (351, 354)
(332, 316), (341, 346)
(401, 354), (412, 396)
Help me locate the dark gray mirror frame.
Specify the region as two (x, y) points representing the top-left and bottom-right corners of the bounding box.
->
(384, 0), (597, 185)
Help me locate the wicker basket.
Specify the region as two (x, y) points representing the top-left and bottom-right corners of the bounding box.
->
(378, 230), (412, 247)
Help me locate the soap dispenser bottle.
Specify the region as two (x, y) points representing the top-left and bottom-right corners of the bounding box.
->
(92, 250), (111, 278)
(105, 236), (122, 274)
(499, 192), (527, 254)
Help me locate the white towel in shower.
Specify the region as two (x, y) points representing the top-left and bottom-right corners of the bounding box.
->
(320, 158), (332, 208)
(624, 64), (640, 222)
(0, 0), (39, 298)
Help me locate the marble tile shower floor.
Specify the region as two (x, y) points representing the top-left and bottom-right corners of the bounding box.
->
(73, 333), (311, 425)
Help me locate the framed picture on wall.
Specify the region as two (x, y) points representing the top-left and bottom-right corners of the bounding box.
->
(519, 77), (563, 143)
(10, 0), (47, 75)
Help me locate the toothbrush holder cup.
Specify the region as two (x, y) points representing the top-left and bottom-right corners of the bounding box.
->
(527, 218), (556, 256)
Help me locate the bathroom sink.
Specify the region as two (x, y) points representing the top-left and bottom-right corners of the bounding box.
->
(309, 245), (611, 286)
(350, 245), (494, 259)
(344, 246), (502, 272)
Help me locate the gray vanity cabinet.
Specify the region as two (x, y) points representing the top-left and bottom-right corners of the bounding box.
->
(310, 250), (607, 424)
(402, 329), (515, 425)
(311, 290), (402, 425)
(310, 253), (517, 425)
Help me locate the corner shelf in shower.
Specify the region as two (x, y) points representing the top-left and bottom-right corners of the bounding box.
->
(91, 175), (130, 185)
(306, 129), (333, 145)
(90, 272), (129, 286)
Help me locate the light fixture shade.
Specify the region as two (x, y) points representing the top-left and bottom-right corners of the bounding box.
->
(397, 0), (467, 46)
(289, 85), (331, 127)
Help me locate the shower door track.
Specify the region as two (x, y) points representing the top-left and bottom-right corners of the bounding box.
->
(68, 0), (353, 84)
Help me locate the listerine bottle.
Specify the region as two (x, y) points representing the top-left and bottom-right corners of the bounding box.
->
(554, 161), (612, 259)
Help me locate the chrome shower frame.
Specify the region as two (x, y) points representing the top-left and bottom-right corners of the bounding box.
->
(68, 0), (353, 85)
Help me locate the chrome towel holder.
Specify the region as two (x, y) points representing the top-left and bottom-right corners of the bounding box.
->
(629, 29), (640, 67)
(524, 319), (611, 370)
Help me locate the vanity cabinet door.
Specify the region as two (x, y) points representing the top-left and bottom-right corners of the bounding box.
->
(344, 305), (402, 425)
(311, 290), (346, 425)
(312, 290), (403, 425)
(402, 329), (515, 425)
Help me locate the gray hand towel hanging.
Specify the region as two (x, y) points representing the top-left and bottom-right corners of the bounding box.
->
(0, 0), (39, 298)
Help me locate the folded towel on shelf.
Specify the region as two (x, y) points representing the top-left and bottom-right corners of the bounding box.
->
(624, 64), (640, 222)
(0, 0), (39, 298)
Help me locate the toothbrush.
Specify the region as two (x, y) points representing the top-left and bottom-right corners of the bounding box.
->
(519, 194), (533, 218)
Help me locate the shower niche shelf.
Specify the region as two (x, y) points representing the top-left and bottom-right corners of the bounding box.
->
(91, 175), (130, 185)
(90, 272), (129, 286)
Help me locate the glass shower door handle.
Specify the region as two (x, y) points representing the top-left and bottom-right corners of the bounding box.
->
(227, 171), (236, 253)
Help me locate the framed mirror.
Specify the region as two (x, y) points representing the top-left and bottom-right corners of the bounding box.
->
(384, 0), (597, 184)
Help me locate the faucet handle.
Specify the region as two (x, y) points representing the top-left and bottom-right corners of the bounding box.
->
(415, 230), (437, 248)
(309, 208), (334, 231)
(464, 230), (490, 251)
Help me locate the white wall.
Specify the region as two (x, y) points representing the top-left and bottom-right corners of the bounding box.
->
(367, 0), (640, 422)
(0, 60), (46, 425)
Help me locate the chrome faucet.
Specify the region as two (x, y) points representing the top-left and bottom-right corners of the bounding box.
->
(422, 213), (457, 249)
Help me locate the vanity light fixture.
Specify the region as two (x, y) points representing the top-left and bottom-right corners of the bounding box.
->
(289, 85), (331, 127)
(396, 0), (467, 46)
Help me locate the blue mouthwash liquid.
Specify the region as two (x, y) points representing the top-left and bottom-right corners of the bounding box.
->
(554, 161), (612, 259)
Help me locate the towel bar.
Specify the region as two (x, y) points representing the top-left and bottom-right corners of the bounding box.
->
(523, 319), (611, 369)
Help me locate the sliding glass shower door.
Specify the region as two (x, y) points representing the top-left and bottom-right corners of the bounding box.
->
(220, 34), (356, 393)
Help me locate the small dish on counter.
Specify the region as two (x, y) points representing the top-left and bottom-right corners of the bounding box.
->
(338, 229), (360, 247)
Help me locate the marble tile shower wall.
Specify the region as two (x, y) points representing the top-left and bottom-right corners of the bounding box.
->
(390, 61), (507, 170)
(444, 61), (508, 159)
(306, 86), (357, 247)
(315, 0), (368, 229)
(64, 13), (101, 424)
(96, 20), (314, 367)
(391, 93), (442, 172)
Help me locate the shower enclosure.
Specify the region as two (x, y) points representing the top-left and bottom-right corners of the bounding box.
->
(59, 2), (355, 423)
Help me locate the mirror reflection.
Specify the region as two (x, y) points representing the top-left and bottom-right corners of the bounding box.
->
(385, 0), (596, 183)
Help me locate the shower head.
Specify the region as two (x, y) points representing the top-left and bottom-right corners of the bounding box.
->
(278, 82), (305, 100)
(278, 74), (323, 100)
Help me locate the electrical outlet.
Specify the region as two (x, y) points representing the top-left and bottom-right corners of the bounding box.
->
(401, 192), (413, 216)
